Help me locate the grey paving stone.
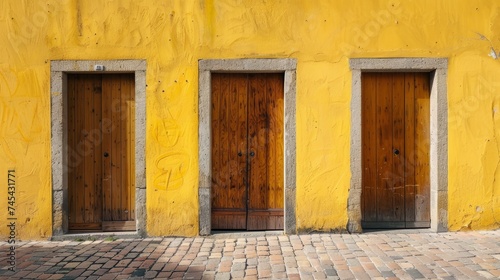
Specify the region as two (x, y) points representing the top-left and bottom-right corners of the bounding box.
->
(324, 268), (338, 276)
(406, 268), (425, 279)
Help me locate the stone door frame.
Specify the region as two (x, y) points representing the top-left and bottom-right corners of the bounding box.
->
(348, 58), (448, 233)
(50, 60), (147, 237)
(198, 59), (297, 235)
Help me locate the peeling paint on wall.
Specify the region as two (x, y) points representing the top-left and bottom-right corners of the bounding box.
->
(1, 0), (500, 239)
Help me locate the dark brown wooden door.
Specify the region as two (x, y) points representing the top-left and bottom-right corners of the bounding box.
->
(68, 74), (136, 232)
(361, 72), (430, 229)
(211, 73), (284, 230)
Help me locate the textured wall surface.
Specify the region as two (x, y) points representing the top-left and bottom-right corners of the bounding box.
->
(1, 0), (499, 239)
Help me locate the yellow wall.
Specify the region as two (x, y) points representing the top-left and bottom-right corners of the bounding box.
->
(1, 0), (499, 239)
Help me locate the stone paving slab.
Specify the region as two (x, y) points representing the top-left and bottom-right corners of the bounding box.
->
(1, 231), (499, 279)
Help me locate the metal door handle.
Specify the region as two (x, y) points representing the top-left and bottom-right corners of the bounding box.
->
(249, 151), (255, 157)
(393, 149), (400, 155)
(104, 152), (109, 157)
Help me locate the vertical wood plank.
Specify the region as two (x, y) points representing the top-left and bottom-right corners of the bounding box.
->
(120, 74), (134, 221)
(228, 73), (238, 210)
(376, 73), (394, 222)
(67, 75), (77, 226)
(414, 73), (431, 223)
(120, 74), (128, 221)
(111, 74), (122, 221)
(128, 75), (136, 221)
(238, 74), (249, 230)
(211, 73), (221, 211)
(101, 75), (113, 221)
(228, 74), (246, 211)
(220, 74), (230, 212)
(83, 75), (94, 223)
(269, 73), (284, 210)
(404, 73), (416, 223)
(248, 74), (268, 211)
(94, 75), (103, 225)
(391, 73), (406, 222)
(247, 74), (258, 213)
(266, 75), (277, 210)
(361, 73), (378, 222)
(90, 75), (102, 224)
(237, 74), (249, 215)
(258, 75), (268, 211)
(275, 74), (284, 211)
(74, 75), (86, 224)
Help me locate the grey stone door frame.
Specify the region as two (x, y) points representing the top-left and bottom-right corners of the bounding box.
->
(50, 60), (147, 237)
(198, 59), (297, 235)
(348, 58), (448, 233)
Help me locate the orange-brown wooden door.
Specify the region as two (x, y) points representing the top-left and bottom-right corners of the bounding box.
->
(211, 73), (284, 230)
(361, 72), (430, 229)
(68, 74), (136, 232)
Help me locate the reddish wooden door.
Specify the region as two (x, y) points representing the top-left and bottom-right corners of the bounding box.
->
(361, 72), (430, 229)
(68, 74), (136, 232)
(211, 73), (284, 230)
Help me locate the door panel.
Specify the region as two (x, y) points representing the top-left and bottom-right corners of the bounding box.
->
(362, 72), (430, 229)
(68, 74), (135, 232)
(211, 73), (284, 231)
(68, 75), (103, 229)
(211, 74), (248, 229)
(247, 74), (284, 230)
(103, 74), (135, 223)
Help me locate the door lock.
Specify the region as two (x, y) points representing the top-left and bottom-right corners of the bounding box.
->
(393, 149), (400, 155)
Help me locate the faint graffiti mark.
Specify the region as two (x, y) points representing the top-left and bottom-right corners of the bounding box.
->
(154, 152), (191, 191)
(0, 69), (19, 161)
(0, 68), (18, 95)
(8, 2), (51, 49)
(154, 118), (181, 148)
(0, 70), (42, 162)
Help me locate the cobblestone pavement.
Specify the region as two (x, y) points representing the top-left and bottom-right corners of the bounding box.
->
(1, 231), (500, 279)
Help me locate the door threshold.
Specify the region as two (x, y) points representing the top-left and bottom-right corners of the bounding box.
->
(362, 228), (434, 234)
(209, 230), (284, 239)
(51, 231), (140, 241)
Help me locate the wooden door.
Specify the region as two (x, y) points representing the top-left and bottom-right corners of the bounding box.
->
(361, 72), (430, 229)
(68, 74), (136, 232)
(211, 73), (284, 230)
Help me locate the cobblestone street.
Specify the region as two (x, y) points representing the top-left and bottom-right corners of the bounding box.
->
(1, 230), (500, 279)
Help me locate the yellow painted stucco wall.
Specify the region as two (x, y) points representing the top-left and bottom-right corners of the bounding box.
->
(1, 0), (499, 239)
